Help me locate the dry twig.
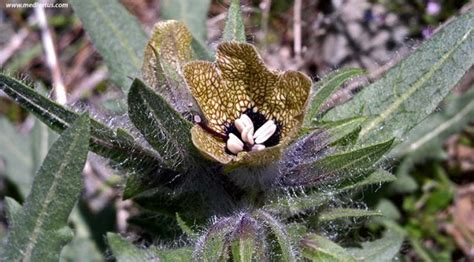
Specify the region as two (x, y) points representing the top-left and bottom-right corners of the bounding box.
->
(35, 3), (67, 104)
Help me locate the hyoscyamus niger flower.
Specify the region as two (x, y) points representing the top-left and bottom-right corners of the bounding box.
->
(183, 42), (312, 166)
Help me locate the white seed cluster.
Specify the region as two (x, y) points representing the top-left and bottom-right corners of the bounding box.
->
(226, 114), (277, 154)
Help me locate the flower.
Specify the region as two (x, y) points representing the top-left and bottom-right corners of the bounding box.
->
(183, 42), (312, 166)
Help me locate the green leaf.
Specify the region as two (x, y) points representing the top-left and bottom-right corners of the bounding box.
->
(301, 234), (356, 262)
(314, 117), (366, 146)
(198, 218), (234, 261)
(304, 68), (366, 125)
(60, 207), (104, 262)
(286, 139), (393, 187)
(347, 230), (405, 262)
(317, 139), (393, 175)
(264, 192), (331, 219)
(338, 170), (396, 192)
(69, 0), (147, 93)
(255, 210), (296, 262)
(160, 0), (211, 49)
(31, 119), (57, 175)
(128, 78), (194, 169)
(375, 199), (401, 221)
(176, 213), (198, 239)
(319, 208), (382, 222)
(107, 233), (155, 261)
(0, 118), (34, 197)
(108, 233), (192, 261)
(392, 86), (474, 157)
(0, 74), (165, 176)
(266, 170), (395, 219)
(324, 12), (474, 145)
(159, 248), (193, 262)
(1, 114), (90, 261)
(231, 237), (256, 262)
(223, 0), (246, 42)
(4, 197), (22, 223)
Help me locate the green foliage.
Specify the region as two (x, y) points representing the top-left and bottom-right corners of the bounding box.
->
(128, 78), (194, 169)
(319, 208), (382, 222)
(69, 0), (147, 93)
(223, 0), (246, 42)
(107, 233), (192, 262)
(314, 139), (393, 179)
(1, 4), (473, 262)
(304, 68), (366, 125)
(346, 230), (405, 262)
(0, 74), (165, 176)
(325, 12), (474, 146)
(60, 206), (107, 262)
(1, 114), (90, 261)
(392, 86), (474, 158)
(254, 210), (296, 262)
(301, 234), (356, 262)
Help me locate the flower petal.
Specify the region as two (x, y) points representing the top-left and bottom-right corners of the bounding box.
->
(191, 125), (233, 164)
(184, 61), (230, 134)
(260, 71), (312, 138)
(216, 42), (279, 111)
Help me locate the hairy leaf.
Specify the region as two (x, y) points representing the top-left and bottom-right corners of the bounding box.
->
(255, 210), (296, 262)
(231, 236), (256, 262)
(107, 233), (192, 262)
(160, 0), (210, 50)
(304, 68), (366, 125)
(347, 230), (405, 262)
(176, 213), (198, 239)
(142, 20), (203, 114)
(223, 0), (246, 42)
(283, 139), (393, 187)
(325, 12), (474, 145)
(195, 217), (235, 261)
(301, 234), (356, 262)
(392, 86), (474, 157)
(0, 74), (165, 176)
(319, 208), (382, 222)
(69, 0), (147, 93)
(338, 170), (396, 192)
(128, 78), (194, 169)
(1, 114), (90, 261)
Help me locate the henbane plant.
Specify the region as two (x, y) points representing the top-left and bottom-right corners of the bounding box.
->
(0, 1), (472, 261)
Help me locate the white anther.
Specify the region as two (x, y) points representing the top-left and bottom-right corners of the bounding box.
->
(235, 114), (253, 133)
(253, 120), (277, 144)
(251, 144), (266, 151)
(227, 133), (244, 154)
(241, 125), (254, 145)
(235, 118), (246, 133)
(240, 114), (253, 127)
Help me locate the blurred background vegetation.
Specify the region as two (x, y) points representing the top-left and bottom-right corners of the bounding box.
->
(1, 0), (473, 261)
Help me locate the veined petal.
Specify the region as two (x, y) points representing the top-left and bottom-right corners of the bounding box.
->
(261, 71), (312, 138)
(184, 61), (230, 134)
(191, 125), (233, 164)
(216, 42), (279, 110)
